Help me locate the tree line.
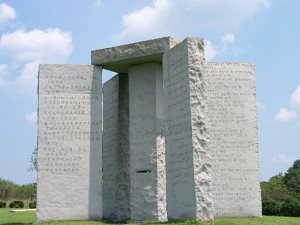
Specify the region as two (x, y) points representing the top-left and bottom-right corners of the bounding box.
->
(261, 159), (300, 216)
(0, 178), (36, 201)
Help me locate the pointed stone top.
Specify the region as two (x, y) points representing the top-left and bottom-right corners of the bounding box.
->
(91, 37), (181, 73)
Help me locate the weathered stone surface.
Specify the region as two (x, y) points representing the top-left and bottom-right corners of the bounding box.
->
(163, 38), (214, 221)
(37, 37), (262, 223)
(91, 37), (180, 73)
(204, 62), (262, 217)
(37, 64), (102, 222)
(128, 63), (167, 221)
(102, 74), (130, 220)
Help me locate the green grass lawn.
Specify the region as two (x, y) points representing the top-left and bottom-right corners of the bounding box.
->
(0, 209), (300, 225)
(0, 208), (35, 225)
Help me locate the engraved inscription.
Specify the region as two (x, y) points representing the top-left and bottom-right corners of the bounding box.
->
(38, 65), (101, 176)
(205, 62), (261, 217)
(37, 64), (102, 221)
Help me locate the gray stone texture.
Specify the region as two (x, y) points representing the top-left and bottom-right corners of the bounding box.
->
(102, 74), (130, 220)
(91, 37), (180, 73)
(37, 37), (262, 223)
(116, 74), (131, 220)
(37, 64), (102, 221)
(163, 38), (214, 221)
(128, 63), (167, 221)
(204, 62), (262, 217)
(102, 75), (119, 218)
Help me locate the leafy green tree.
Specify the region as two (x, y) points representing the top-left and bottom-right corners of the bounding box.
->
(261, 159), (300, 217)
(281, 197), (300, 216)
(261, 173), (290, 201)
(0, 178), (16, 200)
(284, 159), (300, 193)
(28, 146), (38, 172)
(0, 178), (36, 201)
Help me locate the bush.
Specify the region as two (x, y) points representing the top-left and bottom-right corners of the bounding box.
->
(262, 197), (282, 215)
(9, 200), (24, 208)
(0, 201), (6, 208)
(29, 201), (36, 208)
(281, 197), (300, 217)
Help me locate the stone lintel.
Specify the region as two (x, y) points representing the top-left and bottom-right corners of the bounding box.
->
(91, 37), (180, 73)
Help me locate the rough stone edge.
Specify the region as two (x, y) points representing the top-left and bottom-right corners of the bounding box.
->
(247, 63), (262, 217)
(186, 38), (214, 222)
(89, 65), (103, 220)
(91, 37), (181, 65)
(155, 64), (168, 222)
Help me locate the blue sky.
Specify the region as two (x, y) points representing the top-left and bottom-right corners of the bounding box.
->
(0, 0), (299, 184)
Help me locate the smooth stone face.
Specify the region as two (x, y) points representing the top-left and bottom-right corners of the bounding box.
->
(163, 38), (214, 221)
(204, 62), (262, 217)
(102, 74), (130, 220)
(128, 63), (167, 221)
(102, 75), (119, 219)
(37, 64), (102, 222)
(115, 74), (131, 220)
(91, 37), (180, 73)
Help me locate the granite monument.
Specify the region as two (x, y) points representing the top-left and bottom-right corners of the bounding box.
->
(37, 37), (261, 222)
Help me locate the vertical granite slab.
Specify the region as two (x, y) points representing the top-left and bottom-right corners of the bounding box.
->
(163, 38), (213, 221)
(204, 62), (262, 217)
(102, 75), (119, 219)
(128, 63), (167, 221)
(155, 65), (167, 221)
(102, 74), (130, 220)
(37, 64), (102, 221)
(116, 74), (131, 220)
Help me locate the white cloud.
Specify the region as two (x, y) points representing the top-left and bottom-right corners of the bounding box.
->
(25, 111), (37, 122)
(271, 153), (295, 164)
(204, 33), (239, 61)
(0, 3), (16, 25)
(15, 62), (39, 93)
(117, 0), (270, 41)
(204, 40), (218, 61)
(291, 86), (300, 107)
(0, 28), (73, 63)
(94, 0), (103, 8)
(0, 28), (73, 93)
(221, 33), (235, 45)
(117, 0), (169, 40)
(275, 108), (297, 122)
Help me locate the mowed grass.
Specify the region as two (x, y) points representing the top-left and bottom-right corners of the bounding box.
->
(0, 208), (35, 225)
(0, 209), (300, 225)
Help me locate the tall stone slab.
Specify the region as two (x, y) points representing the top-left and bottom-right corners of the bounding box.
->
(102, 74), (130, 220)
(37, 64), (102, 221)
(163, 38), (213, 221)
(93, 37), (179, 222)
(102, 75), (119, 219)
(204, 63), (261, 217)
(128, 63), (167, 221)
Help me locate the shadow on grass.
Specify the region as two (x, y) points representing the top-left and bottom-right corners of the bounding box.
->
(0, 223), (33, 225)
(100, 219), (204, 225)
